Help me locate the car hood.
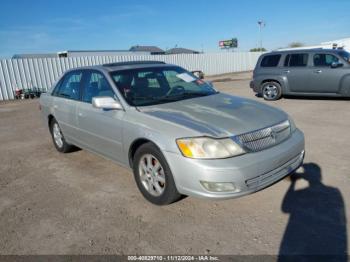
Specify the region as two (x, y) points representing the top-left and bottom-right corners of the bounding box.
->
(138, 93), (288, 137)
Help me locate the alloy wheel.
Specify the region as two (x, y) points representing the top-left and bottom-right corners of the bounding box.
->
(263, 84), (278, 100)
(138, 154), (166, 196)
(52, 123), (63, 148)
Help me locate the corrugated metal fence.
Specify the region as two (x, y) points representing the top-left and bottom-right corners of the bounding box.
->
(0, 52), (261, 101)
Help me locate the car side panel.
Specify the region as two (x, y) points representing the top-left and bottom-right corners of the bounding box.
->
(39, 93), (54, 124)
(75, 101), (125, 163)
(51, 97), (78, 140)
(339, 74), (350, 96)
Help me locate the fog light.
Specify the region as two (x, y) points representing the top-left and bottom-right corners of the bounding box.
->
(200, 181), (236, 192)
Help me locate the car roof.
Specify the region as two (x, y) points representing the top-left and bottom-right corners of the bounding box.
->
(264, 48), (343, 56)
(66, 61), (176, 73)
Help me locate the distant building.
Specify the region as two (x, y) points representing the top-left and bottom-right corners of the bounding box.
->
(12, 53), (57, 59)
(12, 50), (150, 59)
(129, 45), (165, 55)
(57, 50), (150, 57)
(277, 37), (350, 52)
(166, 47), (200, 55)
(12, 45), (204, 59)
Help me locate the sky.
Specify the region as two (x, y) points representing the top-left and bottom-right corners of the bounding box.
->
(0, 0), (349, 58)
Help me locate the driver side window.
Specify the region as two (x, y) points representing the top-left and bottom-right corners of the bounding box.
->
(313, 54), (339, 67)
(82, 71), (115, 103)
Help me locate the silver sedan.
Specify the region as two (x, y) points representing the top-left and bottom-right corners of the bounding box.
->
(40, 61), (305, 205)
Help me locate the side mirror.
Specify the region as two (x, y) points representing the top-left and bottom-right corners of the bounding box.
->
(191, 70), (205, 79)
(92, 97), (123, 110)
(331, 61), (343, 68)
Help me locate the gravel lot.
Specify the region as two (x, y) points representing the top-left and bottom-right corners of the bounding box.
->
(0, 72), (349, 256)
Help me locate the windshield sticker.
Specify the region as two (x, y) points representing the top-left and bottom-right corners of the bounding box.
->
(176, 73), (196, 83)
(196, 79), (205, 85)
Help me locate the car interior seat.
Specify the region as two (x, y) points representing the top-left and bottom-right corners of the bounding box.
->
(69, 82), (80, 100)
(133, 77), (149, 96)
(97, 77), (114, 97)
(83, 82), (98, 103)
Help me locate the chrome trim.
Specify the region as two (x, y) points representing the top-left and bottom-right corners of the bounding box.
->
(236, 120), (291, 152)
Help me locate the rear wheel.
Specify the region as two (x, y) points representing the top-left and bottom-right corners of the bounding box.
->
(133, 142), (182, 205)
(261, 81), (282, 101)
(49, 118), (74, 153)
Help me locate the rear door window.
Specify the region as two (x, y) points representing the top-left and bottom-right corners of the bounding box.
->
(284, 54), (309, 67)
(313, 54), (339, 67)
(260, 55), (281, 67)
(56, 71), (83, 100)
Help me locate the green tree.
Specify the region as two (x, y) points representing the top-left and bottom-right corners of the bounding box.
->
(250, 48), (266, 52)
(288, 42), (304, 48)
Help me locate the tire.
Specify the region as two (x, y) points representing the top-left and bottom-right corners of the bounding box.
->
(132, 142), (182, 205)
(261, 81), (282, 101)
(49, 118), (74, 153)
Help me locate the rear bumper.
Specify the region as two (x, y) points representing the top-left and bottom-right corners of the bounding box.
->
(163, 129), (305, 199)
(250, 80), (260, 93)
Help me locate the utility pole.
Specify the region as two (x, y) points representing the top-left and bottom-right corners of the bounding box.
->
(257, 20), (265, 51)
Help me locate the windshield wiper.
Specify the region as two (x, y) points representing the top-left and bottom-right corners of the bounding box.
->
(164, 91), (215, 99)
(133, 92), (217, 106)
(133, 95), (179, 101)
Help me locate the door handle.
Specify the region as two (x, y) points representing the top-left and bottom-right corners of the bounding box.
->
(284, 70), (290, 74)
(314, 70), (322, 74)
(53, 105), (58, 109)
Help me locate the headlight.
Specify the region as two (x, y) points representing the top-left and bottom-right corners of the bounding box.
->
(176, 137), (245, 159)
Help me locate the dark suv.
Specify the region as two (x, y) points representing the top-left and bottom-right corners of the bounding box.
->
(250, 49), (350, 100)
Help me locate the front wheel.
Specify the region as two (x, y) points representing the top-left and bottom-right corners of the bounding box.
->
(133, 142), (182, 205)
(261, 82), (282, 101)
(49, 118), (74, 153)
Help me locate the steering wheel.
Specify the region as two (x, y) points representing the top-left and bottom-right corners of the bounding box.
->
(166, 86), (185, 96)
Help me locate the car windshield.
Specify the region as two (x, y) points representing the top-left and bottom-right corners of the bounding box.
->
(338, 50), (350, 63)
(110, 66), (217, 106)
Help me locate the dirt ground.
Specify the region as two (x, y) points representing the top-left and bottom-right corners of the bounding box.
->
(0, 72), (349, 256)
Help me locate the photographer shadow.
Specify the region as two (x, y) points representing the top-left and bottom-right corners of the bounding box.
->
(278, 163), (347, 260)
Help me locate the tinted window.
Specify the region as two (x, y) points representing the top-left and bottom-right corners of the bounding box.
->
(261, 55), (281, 67)
(285, 54), (308, 67)
(313, 54), (339, 67)
(52, 78), (64, 96)
(57, 71), (82, 100)
(82, 71), (115, 103)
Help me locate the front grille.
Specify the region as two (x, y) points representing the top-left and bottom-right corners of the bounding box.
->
(237, 120), (291, 152)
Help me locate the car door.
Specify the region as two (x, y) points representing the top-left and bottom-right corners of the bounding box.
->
(76, 70), (125, 163)
(52, 70), (83, 141)
(284, 53), (312, 92)
(308, 53), (345, 93)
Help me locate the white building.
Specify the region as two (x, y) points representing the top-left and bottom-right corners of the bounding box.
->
(278, 37), (350, 52)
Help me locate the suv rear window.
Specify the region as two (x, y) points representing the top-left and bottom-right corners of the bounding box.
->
(260, 55), (281, 67)
(284, 54), (308, 67)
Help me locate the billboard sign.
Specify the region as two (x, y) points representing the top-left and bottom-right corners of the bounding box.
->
(219, 38), (238, 48)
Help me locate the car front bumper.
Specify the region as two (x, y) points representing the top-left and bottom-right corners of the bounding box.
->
(163, 129), (305, 199)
